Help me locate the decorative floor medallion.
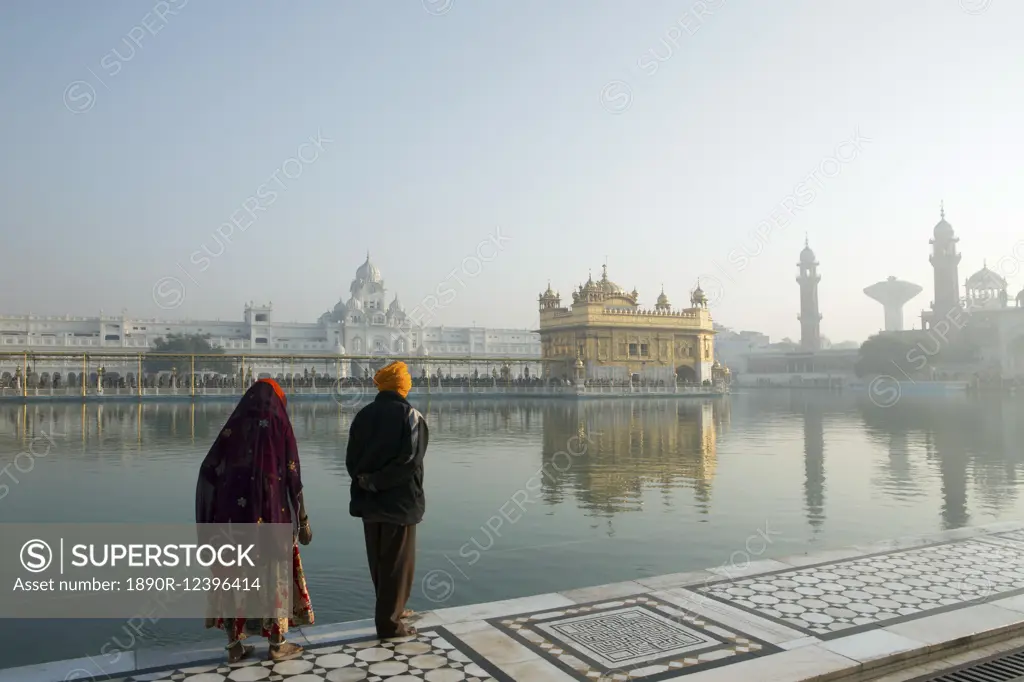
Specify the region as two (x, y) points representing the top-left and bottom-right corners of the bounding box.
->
(488, 594), (778, 681)
(696, 539), (1024, 640)
(120, 627), (512, 681)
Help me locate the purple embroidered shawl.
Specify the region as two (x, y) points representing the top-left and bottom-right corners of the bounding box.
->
(196, 382), (302, 529)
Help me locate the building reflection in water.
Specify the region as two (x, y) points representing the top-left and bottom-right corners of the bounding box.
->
(538, 399), (722, 526)
(794, 394), (826, 532)
(859, 395), (1024, 530)
(5, 395), (1024, 535)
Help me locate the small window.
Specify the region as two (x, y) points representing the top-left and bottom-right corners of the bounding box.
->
(640, 343), (649, 357)
(629, 343), (638, 357)
(255, 337), (268, 344)
(255, 314), (268, 322)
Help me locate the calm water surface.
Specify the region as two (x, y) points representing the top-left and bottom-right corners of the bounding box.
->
(2, 391), (1023, 667)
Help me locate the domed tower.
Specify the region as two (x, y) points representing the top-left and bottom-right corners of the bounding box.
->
(386, 294), (406, 322)
(655, 285), (671, 312)
(797, 237), (822, 351)
(690, 282), (708, 309)
(348, 251), (387, 311)
(964, 262), (1008, 310)
(355, 251), (383, 286)
(930, 203), (962, 317)
(538, 281), (561, 311)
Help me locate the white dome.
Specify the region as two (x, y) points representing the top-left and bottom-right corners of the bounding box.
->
(345, 296), (363, 311)
(967, 265), (1007, 290)
(356, 252), (383, 284)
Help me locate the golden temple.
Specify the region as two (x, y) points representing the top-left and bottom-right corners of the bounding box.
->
(537, 264), (717, 384)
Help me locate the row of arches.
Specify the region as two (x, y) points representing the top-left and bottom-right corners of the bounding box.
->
(347, 336), (409, 354)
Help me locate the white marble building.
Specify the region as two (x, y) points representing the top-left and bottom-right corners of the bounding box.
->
(330, 253), (541, 378)
(0, 254), (542, 380)
(713, 324), (771, 375)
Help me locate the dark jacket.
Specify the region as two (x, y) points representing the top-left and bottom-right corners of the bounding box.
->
(346, 391), (429, 526)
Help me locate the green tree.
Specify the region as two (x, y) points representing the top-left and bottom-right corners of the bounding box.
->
(855, 331), (978, 378)
(144, 334), (232, 374)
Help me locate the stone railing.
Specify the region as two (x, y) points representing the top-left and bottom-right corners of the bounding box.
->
(0, 384), (727, 400)
(602, 308), (704, 319)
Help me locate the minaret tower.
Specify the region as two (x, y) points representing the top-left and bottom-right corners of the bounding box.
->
(930, 202), (962, 317)
(797, 236), (822, 351)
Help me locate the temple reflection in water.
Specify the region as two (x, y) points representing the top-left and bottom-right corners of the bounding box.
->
(3, 395), (1024, 534)
(539, 399), (724, 517)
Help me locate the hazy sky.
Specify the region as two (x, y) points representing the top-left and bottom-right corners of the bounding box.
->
(1, 1), (1022, 343)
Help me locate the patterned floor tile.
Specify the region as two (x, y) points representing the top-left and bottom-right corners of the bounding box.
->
(696, 539), (1024, 640)
(487, 594), (779, 681)
(122, 628), (511, 681)
(989, 529), (1024, 546)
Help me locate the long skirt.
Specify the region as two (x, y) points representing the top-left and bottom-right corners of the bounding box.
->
(206, 543), (314, 642)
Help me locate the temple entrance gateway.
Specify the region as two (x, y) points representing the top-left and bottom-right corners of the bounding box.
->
(676, 365), (697, 383)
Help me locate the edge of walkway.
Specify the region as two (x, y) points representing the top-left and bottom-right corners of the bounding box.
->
(4, 518), (1024, 682)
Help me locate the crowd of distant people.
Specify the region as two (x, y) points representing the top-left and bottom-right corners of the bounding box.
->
(0, 367), (549, 391)
(0, 366), (720, 392)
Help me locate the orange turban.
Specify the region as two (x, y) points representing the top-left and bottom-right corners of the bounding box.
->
(374, 361), (412, 398)
(258, 378), (287, 407)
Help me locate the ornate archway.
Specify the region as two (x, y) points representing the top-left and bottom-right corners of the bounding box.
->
(676, 365), (697, 383)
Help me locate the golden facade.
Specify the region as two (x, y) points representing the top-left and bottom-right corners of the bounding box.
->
(537, 265), (716, 383)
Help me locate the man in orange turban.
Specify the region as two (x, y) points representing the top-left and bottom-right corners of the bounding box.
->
(346, 361), (429, 638)
(371, 361), (412, 398)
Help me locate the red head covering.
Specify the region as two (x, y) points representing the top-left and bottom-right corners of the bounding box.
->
(257, 378), (287, 407)
(196, 380), (301, 526)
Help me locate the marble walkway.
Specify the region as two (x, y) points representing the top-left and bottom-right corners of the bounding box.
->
(10, 520), (1024, 682)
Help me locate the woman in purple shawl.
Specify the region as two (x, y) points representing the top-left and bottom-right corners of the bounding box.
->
(196, 379), (314, 663)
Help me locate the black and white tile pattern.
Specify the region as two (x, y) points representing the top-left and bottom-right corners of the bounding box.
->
(120, 628), (511, 681)
(488, 595), (778, 681)
(696, 539), (1024, 639)
(991, 529), (1024, 546)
